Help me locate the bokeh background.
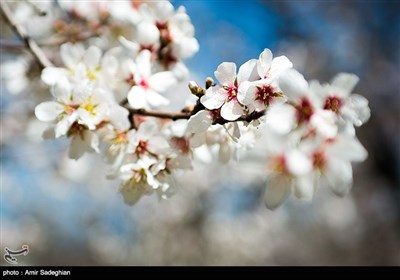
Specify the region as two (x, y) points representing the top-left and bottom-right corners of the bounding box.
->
(1, 0), (399, 265)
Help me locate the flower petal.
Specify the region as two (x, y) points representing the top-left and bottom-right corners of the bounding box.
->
(257, 48), (273, 78)
(265, 103), (297, 134)
(286, 149), (312, 176)
(35, 101), (64, 122)
(279, 69), (308, 100)
(331, 73), (359, 98)
(215, 62), (236, 85)
(136, 50), (152, 78)
(264, 175), (291, 210)
(148, 71), (177, 92)
(60, 42), (84, 69)
(52, 77), (72, 101)
(310, 110), (338, 139)
(325, 158), (353, 196)
(237, 59), (258, 84)
(41, 67), (69, 86)
(343, 94), (370, 126)
(269, 56), (293, 78)
(128, 86), (147, 109)
(83, 46), (102, 69)
(294, 175), (314, 200)
(136, 21), (160, 45)
(220, 100), (243, 121)
(200, 86), (226, 109)
(146, 89), (170, 107)
(186, 110), (213, 134)
(237, 81), (256, 106)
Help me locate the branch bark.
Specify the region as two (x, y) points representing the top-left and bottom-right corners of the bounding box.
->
(0, 1), (53, 68)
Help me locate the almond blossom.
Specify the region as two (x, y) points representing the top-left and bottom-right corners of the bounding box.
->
(200, 60), (258, 121)
(126, 50), (176, 109)
(237, 48), (292, 113)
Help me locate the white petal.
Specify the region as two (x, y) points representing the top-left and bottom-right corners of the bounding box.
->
(52, 77), (72, 101)
(119, 36), (139, 54)
(237, 59), (258, 84)
(128, 86), (147, 109)
(343, 94), (370, 126)
(148, 136), (170, 154)
(329, 134), (368, 162)
(215, 62), (236, 85)
(264, 175), (291, 210)
(257, 48), (273, 78)
(186, 110), (213, 134)
(137, 120), (157, 139)
(119, 181), (148, 205)
(69, 131), (99, 160)
(41, 67), (69, 86)
(136, 50), (152, 78)
(136, 21), (160, 45)
(220, 100), (244, 121)
(60, 42), (84, 69)
(325, 158), (353, 196)
(265, 103), (297, 134)
(109, 105), (130, 131)
(146, 89), (170, 107)
(101, 54), (119, 76)
(269, 56), (293, 78)
(55, 115), (74, 138)
(310, 110), (338, 138)
(294, 175), (314, 200)
(83, 46), (102, 69)
(35, 102), (64, 122)
(148, 71), (177, 92)
(286, 149), (312, 176)
(200, 86), (227, 109)
(237, 81), (256, 105)
(279, 69), (308, 100)
(190, 132), (206, 148)
(331, 73), (359, 98)
(218, 143), (232, 164)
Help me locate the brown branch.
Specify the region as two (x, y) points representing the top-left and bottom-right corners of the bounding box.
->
(128, 108), (192, 121)
(127, 107), (266, 125)
(0, 1), (53, 68)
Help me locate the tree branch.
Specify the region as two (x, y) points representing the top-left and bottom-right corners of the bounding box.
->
(0, 1), (53, 68)
(127, 107), (266, 125)
(128, 108), (191, 121)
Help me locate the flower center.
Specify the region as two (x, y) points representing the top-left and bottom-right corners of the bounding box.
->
(256, 85), (282, 107)
(67, 122), (87, 139)
(113, 130), (129, 145)
(223, 85), (238, 101)
(135, 140), (148, 156)
(139, 79), (149, 89)
(296, 97), (314, 124)
(273, 155), (288, 174)
(324, 96), (343, 114)
(312, 151), (326, 170)
(86, 66), (101, 81)
(126, 73), (135, 86)
(83, 97), (98, 116)
(170, 137), (190, 154)
(64, 104), (77, 115)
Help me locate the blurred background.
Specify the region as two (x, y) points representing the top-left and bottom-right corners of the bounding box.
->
(1, 0), (399, 265)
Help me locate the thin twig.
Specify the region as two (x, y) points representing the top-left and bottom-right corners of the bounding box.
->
(128, 108), (191, 121)
(0, 1), (53, 68)
(128, 107), (266, 125)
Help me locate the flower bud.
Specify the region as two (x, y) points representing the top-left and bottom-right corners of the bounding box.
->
(188, 81), (204, 96)
(205, 77), (214, 89)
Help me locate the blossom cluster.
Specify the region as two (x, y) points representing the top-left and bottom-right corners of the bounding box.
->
(2, 0), (370, 209)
